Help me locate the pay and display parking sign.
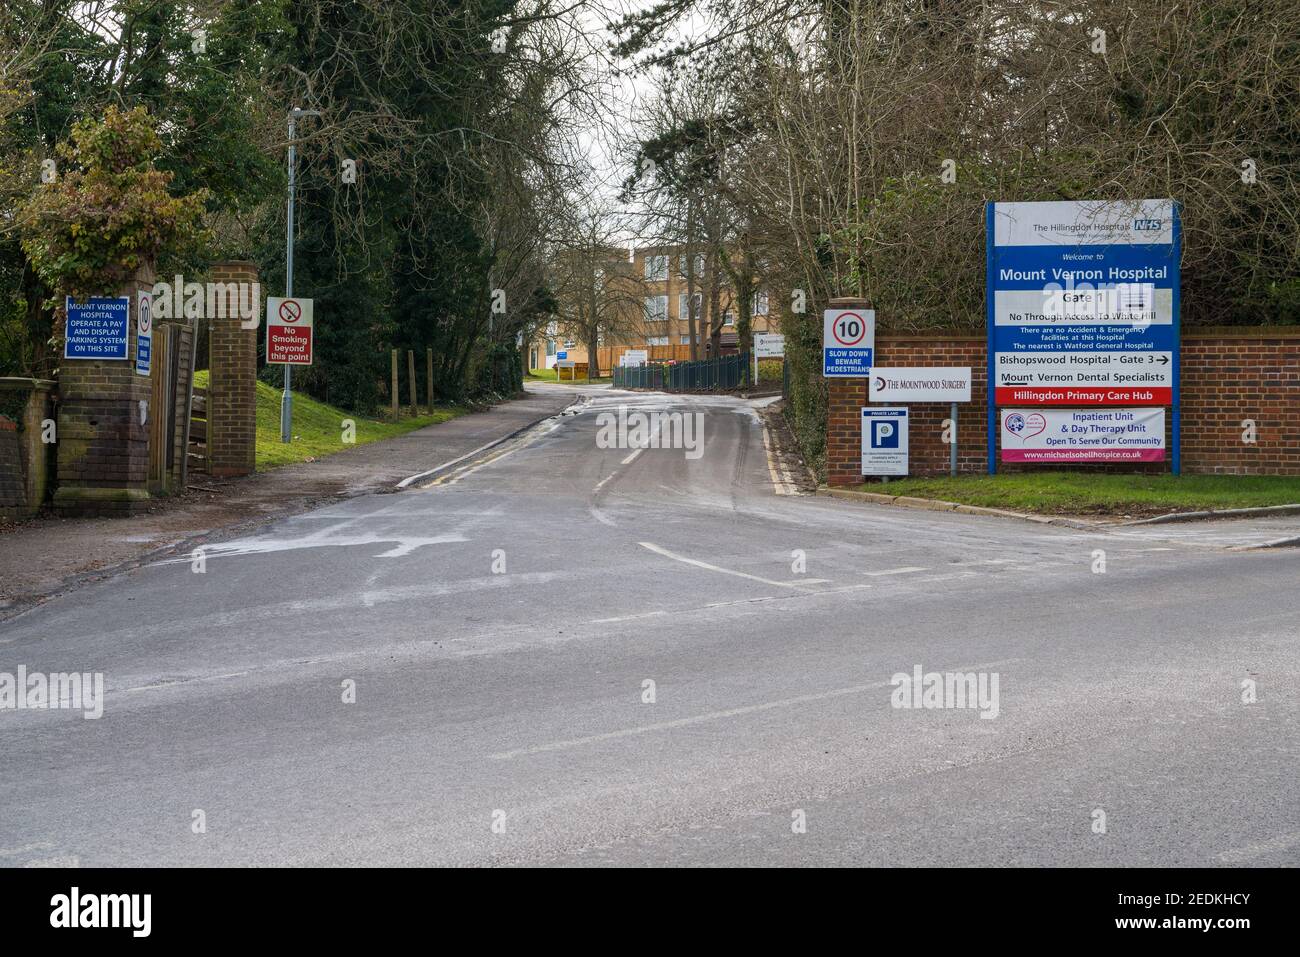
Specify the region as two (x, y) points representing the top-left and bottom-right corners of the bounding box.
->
(823, 309), (875, 376)
(861, 407), (909, 476)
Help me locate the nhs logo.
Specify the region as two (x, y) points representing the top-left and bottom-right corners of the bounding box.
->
(1133, 219), (1164, 231)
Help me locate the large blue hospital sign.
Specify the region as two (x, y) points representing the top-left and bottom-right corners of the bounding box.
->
(64, 297), (130, 360)
(986, 199), (1182, 472)
(987, 200), (1179, 405)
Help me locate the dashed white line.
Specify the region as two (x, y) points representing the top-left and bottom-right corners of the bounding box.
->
(490, 657), (1021, 760)
(863, 566), (929, 577)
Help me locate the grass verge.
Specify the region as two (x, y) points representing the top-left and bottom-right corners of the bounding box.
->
(526, 368), (612, 384)
(856, 472), (1300, 517)
(193, 371), (467, 471)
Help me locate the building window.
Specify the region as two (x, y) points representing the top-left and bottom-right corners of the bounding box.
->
(677, 292), (702, 321)
(679, 335), (692, 345)
(564, 339), (575, 348)
(753, 291), (769, 316)
(677, 253), (705, 278)
(647, 336), (669, 346)
(724, 311), (736, 326)
(546, 338), (556, 356)
(645, 295), (669, 322)
(644, 255), (668, 281)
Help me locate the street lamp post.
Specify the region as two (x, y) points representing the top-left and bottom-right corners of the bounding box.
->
(282, 107), (320, 443)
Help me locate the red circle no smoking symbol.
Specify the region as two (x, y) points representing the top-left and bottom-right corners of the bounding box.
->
(278, 300), (302, 323)
(831, 312), (867, 346)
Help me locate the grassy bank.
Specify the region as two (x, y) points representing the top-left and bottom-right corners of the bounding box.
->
(193, 371), (467, 471)
(525, 368), (612, 384)
(858, 472), (1300, 517)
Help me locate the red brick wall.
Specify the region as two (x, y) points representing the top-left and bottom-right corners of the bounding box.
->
(54, 270), (155, 514)
(826, 328), (1300, 484)
(207, 261), (259, 477)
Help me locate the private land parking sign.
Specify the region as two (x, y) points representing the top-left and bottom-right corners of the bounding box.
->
(861, 407), (909, 476)
(266, 297), (313, 365)
(824, 309), (875, 376)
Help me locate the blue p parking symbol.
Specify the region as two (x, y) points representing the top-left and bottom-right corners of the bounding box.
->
(872, 420), (898, 448)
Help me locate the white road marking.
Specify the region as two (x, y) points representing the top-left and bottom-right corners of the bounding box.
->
(639, 542), (827, 591)
(592, 610), (667, 624)
(156, 531), (466, 563)
(621, 448), (643, 466)
(491, 658), (1021, 760)
(1218, 831), (1300, 863)
(396, 398), (584, 488)
(0, 843), (55, 858)
(863, 566), (928, 577)
(761, 416), (798, 495)
(119, 671), (252, 694)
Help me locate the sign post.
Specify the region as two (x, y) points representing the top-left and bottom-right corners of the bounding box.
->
(986, 199), (1181, 474)
(282, 106), (320, 444)
(950, 403), (958, 477)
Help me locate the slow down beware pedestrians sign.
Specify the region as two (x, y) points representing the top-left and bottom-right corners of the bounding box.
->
(266, 297), (313, 365)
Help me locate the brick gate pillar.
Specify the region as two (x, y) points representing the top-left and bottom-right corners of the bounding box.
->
(207, 261), (259, 477)
(824, 297), (872, 487)
(53, 266), (155, 516)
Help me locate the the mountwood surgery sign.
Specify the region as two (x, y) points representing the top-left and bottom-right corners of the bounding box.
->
(987, 200), (1180, 406)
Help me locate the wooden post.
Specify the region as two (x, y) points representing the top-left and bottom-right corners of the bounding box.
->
(426, 348), (434, 413)
(407, 350), (417, 415)
(390, 349), (399, 418)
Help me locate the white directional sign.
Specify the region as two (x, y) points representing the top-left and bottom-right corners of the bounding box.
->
(861, 407), (909, 476)
(823, 309), (875, 377)
(754, 334), (785, 358)
(869, 367), (971, 403)
(621, 349), (648, 367)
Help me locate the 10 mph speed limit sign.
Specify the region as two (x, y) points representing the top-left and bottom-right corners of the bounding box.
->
(823, 308), (875, 376)
(266, 296), (314, 365)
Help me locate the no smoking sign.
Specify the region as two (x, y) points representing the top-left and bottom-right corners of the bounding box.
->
(266, 296), (314, 366)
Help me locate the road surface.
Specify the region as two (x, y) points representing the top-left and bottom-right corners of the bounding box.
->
(2, 386), (1297, 866)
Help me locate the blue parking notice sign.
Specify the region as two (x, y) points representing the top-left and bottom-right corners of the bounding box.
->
(65, 297), (129, 360)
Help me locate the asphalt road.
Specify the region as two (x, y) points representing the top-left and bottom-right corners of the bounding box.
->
(2, 385), (1297, 866)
